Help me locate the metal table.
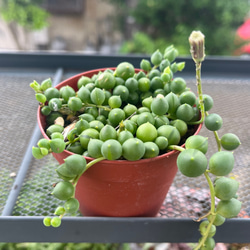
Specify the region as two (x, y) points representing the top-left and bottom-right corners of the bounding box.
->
(0, 52), (250, 243)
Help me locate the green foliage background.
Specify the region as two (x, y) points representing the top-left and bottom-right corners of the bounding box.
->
(109, 0), (250, 55)
(0, 0), (49, 30)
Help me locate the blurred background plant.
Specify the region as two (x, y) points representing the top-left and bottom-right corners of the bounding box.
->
(0, 242), (127, 250)
(1, 242), (250, 250)
(0, 0), (49, 50)
(0, 0), (250, 55)
(0, 0), (49, 30)
(109, 0), (250, 55)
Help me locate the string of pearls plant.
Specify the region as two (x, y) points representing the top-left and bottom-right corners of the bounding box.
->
(31, 31), (241, 249)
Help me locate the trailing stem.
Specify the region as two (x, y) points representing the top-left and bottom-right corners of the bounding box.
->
(167, 145), (185, 152)
(204, 171), (216, 214)
(189, 61), (206, 125)
(86, 156), (106, 170)
(73, 156), (106, 187)
(213, 130), (221, 152)
(194, 171), (216, 250)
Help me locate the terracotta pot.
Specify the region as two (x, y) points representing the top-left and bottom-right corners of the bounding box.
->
(37, 68), (202, 217)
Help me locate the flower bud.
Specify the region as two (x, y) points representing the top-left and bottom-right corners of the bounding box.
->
(189, 31), (205, 63)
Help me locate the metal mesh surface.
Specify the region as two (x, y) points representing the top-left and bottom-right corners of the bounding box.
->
(12, 155), (63, 216)
(0, 70), (55, 214)
(1, 70), (249, 219)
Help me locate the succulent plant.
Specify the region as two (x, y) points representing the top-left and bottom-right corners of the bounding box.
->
(30, 31), (241, 249)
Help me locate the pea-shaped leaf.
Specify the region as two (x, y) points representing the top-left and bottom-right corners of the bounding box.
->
(96, 72), (116, 90)
(115, 62), (135, 80)
(41, 78), (52, 91)
(159, 59), (170, 72)
(32, 146), (44, 159)
(101, 139), (122, 160)
(205, 113), (223, 131)
(50, 138), (66, 153)
(199, 220), (216, 237)
(75, 119), (90, 135)
(122, 138), (145, 161)
(99, 124), (117, 141)
(87, 139), (104, 158)
(151, 95), (169, 116)
(151, 49), (163, 66)
(165, 92), (180, 115)
(216, 198), (241, 218)
(207, 213), (225, 226)
(56, 163), (77, 181)
(64, 198), (80, 214)
(136, 122), (157, 142)
(90, 88), (106, 105)
(157, 125), (180, 145)
(68, 97), (83, 111)
(60, 86), (76, 102)
(140, 59), (151, 72)
(221, 133), (241, 151)
(176, 104), (195, 122)
(52, 181), (74, 201)
(46, 124), (64, 137)
(209, 151), (234, 176)
(37, 138), (51, 150)
(64, 154), (87, 175)
(143, 141), (159, 158)
(164, 47), (178, 62)
(44, 87), (60, 101)
(77, 86), (91, 103)
(35, 93), (47, 103)
(177, 149), (207, 177)
(77, 76), (92, 89)
(185, 135), (208, 154)
(170, 77), (186, 94)
(214, 177), (239, 201)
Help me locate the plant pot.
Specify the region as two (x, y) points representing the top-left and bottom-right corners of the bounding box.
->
(37, 68), (202, 217)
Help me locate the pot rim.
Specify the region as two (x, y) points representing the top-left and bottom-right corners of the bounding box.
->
(37, 67), (203, 165)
